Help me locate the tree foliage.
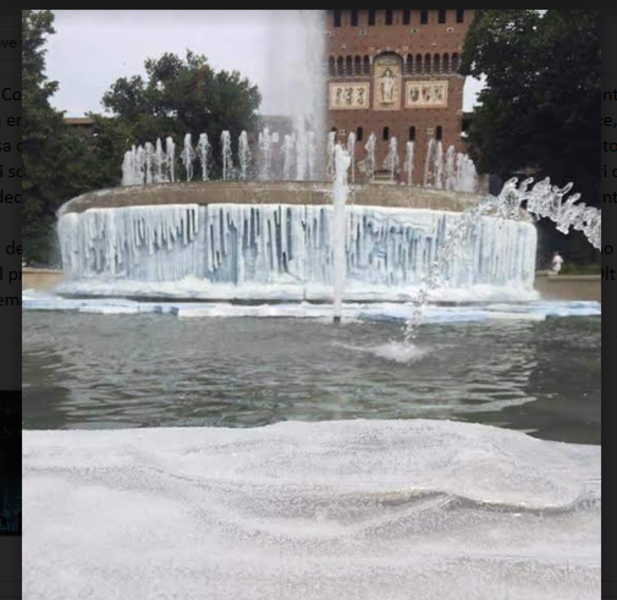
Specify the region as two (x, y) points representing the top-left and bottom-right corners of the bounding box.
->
(22, 9), (66, 262)
(461, 10), (601, 207)
(22, 14), (261, 264)
(99, 51), (262, 175)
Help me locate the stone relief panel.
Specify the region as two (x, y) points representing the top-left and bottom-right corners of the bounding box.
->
(405, 80), (449, 108)
(329, 83), (370, 110)
(373, 54), (402, 111)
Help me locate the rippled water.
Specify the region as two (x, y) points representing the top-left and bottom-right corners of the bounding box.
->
(22, 313), (600, 444)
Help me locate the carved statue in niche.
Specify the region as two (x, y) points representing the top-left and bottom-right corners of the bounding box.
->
(380, 68), (396, 104)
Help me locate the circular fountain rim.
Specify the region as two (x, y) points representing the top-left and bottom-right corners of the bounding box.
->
(58, 180), (482, 216)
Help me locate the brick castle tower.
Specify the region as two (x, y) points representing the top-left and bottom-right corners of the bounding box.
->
(326, 9), (474, 183)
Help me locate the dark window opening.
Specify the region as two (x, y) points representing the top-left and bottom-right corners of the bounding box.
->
(435, 126), (443, 141)
(433, 54), (441, 73)
(382, 126), (390, 141)
(420, 9), (428, 25)
(357, 126), (364, 142)
(425, 53), (431, 73)
(403, 9), (411, 25)
(408, 126), (416, 142)
(334, 10), (342, 28)
(443, 53), (450, 72)
(385, 9), (393, 25)
(351, 9), (359, 26)
(331, 126), (338, 133)
(337, 56), (344, 76)
(438, 9), (446, 24)
(456, 9), (464, 23)
(354, 56), (362, 75)
(406, 54), (413, 74)
(328, 57), (335, 76)
(346, 56), (353, 75)
(363, 55), (371, 75)
(416, 54), (423, 73)
(451, 53), (459, 72)
(368, 9), (376, 26)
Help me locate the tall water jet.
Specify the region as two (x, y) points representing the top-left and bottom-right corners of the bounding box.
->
(423, 139), (436, 188)
(332, 144), (351, 323)
(346, 131), (356, 184)
(359, 132), (376, 181)
(326, 130), (337, 180)
(433, 141), (444, 190)
(180, 134), (195, 182)
(237, 131), (251, 181)
(221, 130), (233, 181)
(197, 133), (211, 182)
(265, 10), (326, 179)
(154, 139), (167, 183)
(282, 134), (295, 180)
(404, 141), (414, 186)
(144, 142), (154, 184)
(383, 137), (400, 182)
(444, 145), (456, 191)
(257, 128), (272, 180)
(136, 145), (146, 185)
(307, 131), (317, 180)
(121, 149), (135, 186)
(456, 152), (478, 193)
(165, 137), (176, 183)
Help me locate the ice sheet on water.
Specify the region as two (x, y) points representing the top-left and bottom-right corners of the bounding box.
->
(23, 291), (600, 322)
(23, 419), (599, 600)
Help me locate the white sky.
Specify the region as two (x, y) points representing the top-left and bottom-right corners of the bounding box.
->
(45, 10), (484, 118)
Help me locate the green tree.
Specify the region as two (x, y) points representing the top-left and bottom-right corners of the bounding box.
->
(99, 50), (262, 176)
(460, 10), (600, 263)
(22, 9), (67, 262)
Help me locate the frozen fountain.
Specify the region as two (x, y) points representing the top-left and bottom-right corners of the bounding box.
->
(332, 144), (350, 322)
(237, 131), (251, 181)
(383, 137), (400, 182)
(197, 133), (211, 182)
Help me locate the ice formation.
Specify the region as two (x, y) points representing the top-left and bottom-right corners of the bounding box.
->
(23, 419), (600, 600)
(57, 203), (537, 295)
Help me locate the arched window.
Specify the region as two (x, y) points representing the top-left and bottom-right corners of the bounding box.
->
(403, 9), (411, 25)
(385, 9), (393, 25)
(451, 53), (459, 72)
(382, 126), (390, 141)
(438, 9), (447, 24)
(368, 9), (376, 26)
(363, 55), (371, 75)
(433, 53), (441, 73)
(337, 56), (344, 76)
(435, 126), (443, 141)
(424, 53), (432, 73)
(356, 126), (364, 142)
(334, 10), (342, 28)
(328, 56), (335, 76)
(416, 54), (423, 74)
(408, 126), (416, 142)
(456, 9), (464, 23)
(420, 9), (428, 25)
(406, 54), (413, 74)
(443, 53), (450, 73)
(351, 9), (359, 27)
(346, 56), (353, 76)
(354, 55), (362, 75)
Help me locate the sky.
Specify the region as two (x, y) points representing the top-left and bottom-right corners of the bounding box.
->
(45, 10), (484, 118)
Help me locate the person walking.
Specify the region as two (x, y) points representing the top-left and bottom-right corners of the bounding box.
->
(551, 251), (564, 275)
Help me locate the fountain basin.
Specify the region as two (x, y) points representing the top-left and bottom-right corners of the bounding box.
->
(57, 182), (537, 302)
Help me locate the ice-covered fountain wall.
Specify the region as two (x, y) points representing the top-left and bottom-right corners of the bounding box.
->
(57, 192), (537, 301)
